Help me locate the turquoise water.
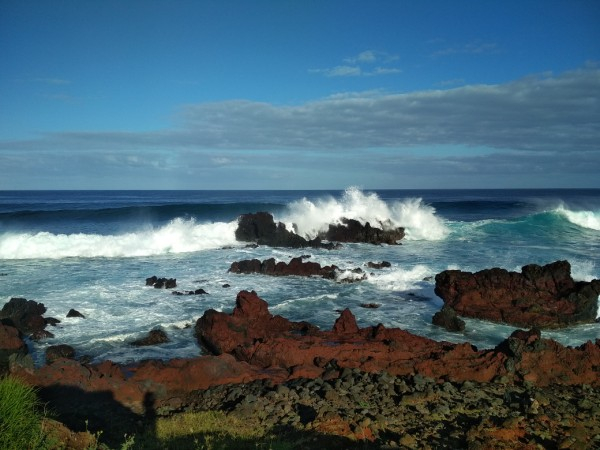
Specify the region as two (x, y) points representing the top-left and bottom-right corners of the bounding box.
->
(1, 188), (599, 365)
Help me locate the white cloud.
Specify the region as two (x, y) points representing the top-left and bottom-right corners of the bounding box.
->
(311, 49), (401, 77)
(431, 40), (500, 57)
(1, 65), (598, 188)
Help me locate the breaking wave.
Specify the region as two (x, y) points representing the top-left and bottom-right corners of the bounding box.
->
(281, 187), (449, 241)
(0, 218), (238, 259)
(555, 205), (600, 231)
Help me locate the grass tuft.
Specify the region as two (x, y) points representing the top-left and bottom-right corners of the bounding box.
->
(0, 375), (46, 450)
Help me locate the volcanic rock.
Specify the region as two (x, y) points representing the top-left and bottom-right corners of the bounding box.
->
(46, 344), (76, 364)
(131, 329), (169, 347)
(432, 305), (465, 332)
(0, 297), (48, 335)
(172, 289), (209, 296)
(434, 260), (600, 328)
(235, 212), (404, 248)
(322, 218), (404, 245)
(196, 290), (600, 387)
(235, 212), (330, 248)
(228, 257), (338, 279)
(0, 323), (27, 373)
(145, 276), (177, 289)
(367, 261), (391, 269)
(67, 309), (85, 319)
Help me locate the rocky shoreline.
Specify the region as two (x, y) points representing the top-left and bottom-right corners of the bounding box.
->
(1, 214), (599, 448)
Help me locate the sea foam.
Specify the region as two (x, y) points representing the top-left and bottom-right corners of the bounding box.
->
(0, 218), (238, 259)
(556, 206), (600, 231)
(281, 187), (449, 241)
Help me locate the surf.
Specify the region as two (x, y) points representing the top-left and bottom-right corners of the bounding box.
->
(280, 187), (449, 241)
(0, 218), (238, 259)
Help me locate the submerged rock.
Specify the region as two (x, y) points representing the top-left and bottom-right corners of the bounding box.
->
(432, 305), (465, 332)
(145, 276), (177, 289)
(131, 329), (169, 347)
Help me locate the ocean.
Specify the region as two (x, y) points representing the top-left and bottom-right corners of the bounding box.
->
(1, 188), (599, 366)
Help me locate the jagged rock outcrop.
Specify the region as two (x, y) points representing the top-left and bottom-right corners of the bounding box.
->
(434, 260), (600, 328)
(0, 297), (48, 335)
(323, 218), (404, 245)
(235, 212), (404, 248)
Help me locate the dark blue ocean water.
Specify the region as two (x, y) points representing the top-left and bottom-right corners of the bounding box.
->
(1, 188), (599, 365)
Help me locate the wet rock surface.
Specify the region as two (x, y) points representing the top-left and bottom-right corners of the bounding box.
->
(145, 276), (177, 289)
(235, 212), (404, 247)
(434, 260), (600, 328)
(229, 256), (339, 279)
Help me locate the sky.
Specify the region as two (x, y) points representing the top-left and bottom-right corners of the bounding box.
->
(1, 0), (599, 190)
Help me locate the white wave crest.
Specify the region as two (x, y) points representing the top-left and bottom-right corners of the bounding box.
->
(0, 218), (238, 260)
(556, 206), (600, 231)
(281, 187), (449, 241)
(367, 264), (433, 291)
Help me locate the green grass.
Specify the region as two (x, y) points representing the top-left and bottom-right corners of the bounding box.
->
(131, 410), (299, 450)
(0, 375), (46, 450)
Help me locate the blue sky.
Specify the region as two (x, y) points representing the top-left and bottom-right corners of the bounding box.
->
(1, 0), (599, 189)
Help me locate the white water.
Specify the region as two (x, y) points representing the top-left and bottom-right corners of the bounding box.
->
(556, 205), (600, 231)
(1, 188), (598, 366)
(0, 218), (238, 259)
(281, 187), (449, 241)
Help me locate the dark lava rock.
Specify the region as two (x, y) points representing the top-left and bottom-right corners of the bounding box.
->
(434, 260), (600, 328)
(432, 305), (465, 332)
(0, 297), (48, 334)
(46, 344), (76, 364)
(146, 276), (177, 289)
(131, 329), (169, 347)
(31, 329), (55, 341)
(172, 289), (209, 296)
(235, 212), (403, 248)
(359, 303), (381, 309)
(235, 212), (335, 249)
(322, 218), (404, 245)
(0, 323), (28, 373)
(67, 309), (85, 319)
(229, 256), (339, 279)
(367, 261), (391, 269)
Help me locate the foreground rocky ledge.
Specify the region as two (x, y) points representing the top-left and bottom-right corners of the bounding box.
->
(3, 290), (600, 448)
(435, 260), (600, 328)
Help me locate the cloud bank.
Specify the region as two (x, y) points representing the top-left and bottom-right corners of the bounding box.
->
(1, 65), (598, 188)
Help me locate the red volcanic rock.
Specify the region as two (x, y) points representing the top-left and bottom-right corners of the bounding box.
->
(434, 260), (600, 328)
(196, 290), (600, 386)
(229, 257), (339, 279)
(497, 329), (600, 386)
(15, 353), (288, 414)
(332, 309), (360, 334)
(195, 290), (319, 356)
(0, 323), (28, 372)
